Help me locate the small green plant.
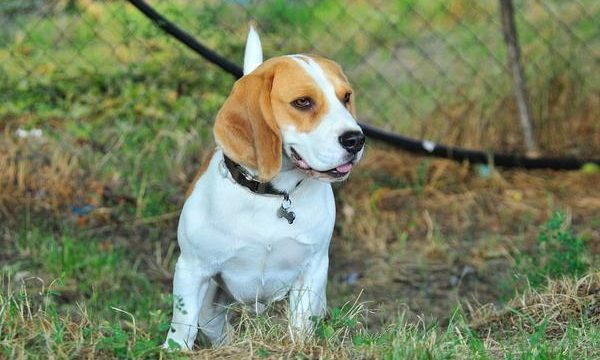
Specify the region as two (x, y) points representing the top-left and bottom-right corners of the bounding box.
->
(312, 298), (375, 347)
(514, 211), (589, 288)
(255, 347), (270, 357)
(412, 159), (430, 194)
(536, 211), (589, 279)
(314, 306), (359, 341)
(98, 324), (130, 358)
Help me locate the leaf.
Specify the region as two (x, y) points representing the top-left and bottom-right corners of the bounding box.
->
(352, 334), (369, 346)
(256, 348), (270, 357)
(323, 325), (335, 339)
(167, 338), (181, 351)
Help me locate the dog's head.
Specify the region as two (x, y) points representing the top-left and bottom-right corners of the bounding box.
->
(214, 27), (364, 182)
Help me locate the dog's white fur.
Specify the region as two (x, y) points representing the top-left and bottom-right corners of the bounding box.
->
(164, 27), (363, 350)
(243, 25), (262, 75)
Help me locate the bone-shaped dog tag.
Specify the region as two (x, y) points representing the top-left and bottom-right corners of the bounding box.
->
(277, 205), (295, 224)
(277, 196), (295, 224)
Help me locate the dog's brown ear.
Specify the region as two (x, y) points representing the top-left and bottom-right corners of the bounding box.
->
(214, 68), (281, 181)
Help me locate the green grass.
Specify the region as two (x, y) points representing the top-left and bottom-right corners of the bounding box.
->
(506, 211), (592, 296)
(2, 266), (599, 358)
(1, 224), (173, 358)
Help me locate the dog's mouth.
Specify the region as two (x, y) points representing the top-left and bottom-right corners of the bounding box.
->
(290, 147), (354, 179)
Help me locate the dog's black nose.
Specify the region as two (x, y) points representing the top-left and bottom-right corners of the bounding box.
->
(338, 131), (365, 154)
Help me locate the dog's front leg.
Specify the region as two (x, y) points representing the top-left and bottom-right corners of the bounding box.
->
(163, 256), (210, 351)
(288, 252), (328, 340)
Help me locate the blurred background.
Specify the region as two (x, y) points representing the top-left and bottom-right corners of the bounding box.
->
(2, 0), (599, 154)
(1, 0), (599, 357)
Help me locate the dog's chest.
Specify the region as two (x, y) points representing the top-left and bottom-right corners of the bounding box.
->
(180, 152), (335, 303)
(219, 235), (315, 302)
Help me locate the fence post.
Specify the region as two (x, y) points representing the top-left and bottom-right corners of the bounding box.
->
(499, 0), (539, 155)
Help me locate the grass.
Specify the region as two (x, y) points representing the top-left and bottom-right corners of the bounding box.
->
(2, 268), (599, 358)
(1, 127), (599, 359)
(1, 0), (600, 358)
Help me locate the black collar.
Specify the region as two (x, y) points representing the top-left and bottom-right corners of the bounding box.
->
(223, 154), (287, 197)
(223, 154), (303, 224)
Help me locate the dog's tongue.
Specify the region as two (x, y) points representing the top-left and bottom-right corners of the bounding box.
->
(336, 163), (353, 173)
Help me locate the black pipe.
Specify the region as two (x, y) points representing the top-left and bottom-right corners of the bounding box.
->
(361, 123), (589, 170)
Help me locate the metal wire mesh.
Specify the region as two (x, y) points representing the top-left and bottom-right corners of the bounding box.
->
(1, 0), (598, 155)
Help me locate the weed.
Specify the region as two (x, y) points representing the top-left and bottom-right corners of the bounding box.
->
(536, 211), (589, 281)
(513, 211), (590, 289)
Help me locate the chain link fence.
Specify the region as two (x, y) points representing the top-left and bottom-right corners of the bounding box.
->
(1, 0), (598, 156)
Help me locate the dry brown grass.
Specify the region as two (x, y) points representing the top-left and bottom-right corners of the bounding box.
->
(471, 272), (600, 338)
(414, 78), (600, 158)
(0, 119), (89, 224)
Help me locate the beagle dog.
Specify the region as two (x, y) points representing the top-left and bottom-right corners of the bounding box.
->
(164, 27), (365, 350)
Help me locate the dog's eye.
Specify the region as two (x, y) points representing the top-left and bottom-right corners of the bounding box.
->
(291, 97), (313, 110)
(342, 91), (352, 105)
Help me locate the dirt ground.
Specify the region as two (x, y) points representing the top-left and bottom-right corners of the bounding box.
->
(326, 146), (600, 326)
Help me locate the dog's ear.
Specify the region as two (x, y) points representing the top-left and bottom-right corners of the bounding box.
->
(214, 69), (282, 181)
(243, 24), (263, 75)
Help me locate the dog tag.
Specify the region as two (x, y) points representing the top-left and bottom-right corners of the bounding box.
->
(277, 196), (295, 224)
(277, 205), (295, 224)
